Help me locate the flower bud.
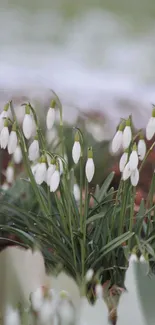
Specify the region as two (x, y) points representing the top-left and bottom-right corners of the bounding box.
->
(111, 122), (124, 153)
(22, 105), (33, 139)
(122, 118), (132, 149)
(146, 107), (155, 140)
(46, 100), (56, 130)
(0, 107), (9, 132)
(85, 269), (94, 282)
(122, 161), (131, 181)
(0, 119), (9, 149)
(4, 306), (20, 325)
(13, 146), (22, 164)
(73, 183), (80, 202)
(6, 163), (14, 184)
(1, 182), (9, 191)
(119, 151), (128, 172)
(130, 168), (139, 187)
(47, 160), (56, 186)
(35, 157), (47, 185)
(85, 148), (95, 183)
(72, 132), (81, 164)
(95, 284), (103, 299)
(129, 143), (138, 171)
(8, 123), (18, 154)
(28, 137), (40, 161)
(138, 138), (146, 161)
(50, 166), (60, 192)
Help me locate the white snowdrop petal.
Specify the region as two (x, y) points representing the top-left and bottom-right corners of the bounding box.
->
(31, 287), (44, 312)
(8, 131), (18, 154)
(138, 139), (146, 161)
(47, 164), (56, 185)
(119, 152), (128, 172)
(85, 269), (94, 282)
(58, 158), (63, 175)
(4, 306), (20, 325)
(111, 130), (123, 153)
(73, 183), (80, 202)
(122, 161), (131, 181)
(72, 141), (81, 164)
(129, 151), (139, 171)
(95, 284), (103, 299)
(0, 127), (9, 149)
(85, 158), (95, 183)
(35, 163), (47, 185)
(46, 107), (55, 130)
(50, 170), (60, 192)
(1, 183), (9, 191)
(130, 168), (139, 187)
(22, 114), (33, 139)
(146, 117), (155, 140)
(123, 126), (132, 149)
(129, 254), (138, 264)
(13, 146), (22, 164)
(28, 139), (40, 161)
(0, 111), (8, 132)
(6, 166), (14, 184)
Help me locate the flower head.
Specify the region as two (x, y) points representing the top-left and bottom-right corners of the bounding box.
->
(13, 146), (22, 164)
(130, 168), (139, 187)
(122, 161), (131, 181)
(85, 269), (94, 283)
(122, 118), (132, 149)
(47, 160), (56, 185)
(0, 119), (9, 149)
(50, 167), (60, 192)
(4, 306), (20, 325)
(28, 136), (40, 161)
(85, 147), (95, 183)
(73, 183), (80, 202)
(35, 157), (47, 185)
(146, 107), (155, 140)
(6, 163), (14, 184)
(138, 137), (146, 161)
(72, 131), (81, 164)
(8, 123), (18, 154)
(111, 122), (124, 154)
(129, 143), (139, 171)
(46, 100), (56, 130)
(119, 151), (128, 173)
(22, 105), (33, 139)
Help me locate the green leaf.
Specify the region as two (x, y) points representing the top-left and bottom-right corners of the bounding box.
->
(95, 172), (115, 203)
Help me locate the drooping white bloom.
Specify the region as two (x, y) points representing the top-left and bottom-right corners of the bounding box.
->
(129, 253), (138, 264)
(95, 284), (103, 299)
(138, 139), (146, 161)
(130, 168), (139, 187)
(139, 255), (146, 263)
(13, 146), (22, 164)
(31, 163), (39, 176)
(28, 139), (40, 161)
(123, 125), (132, 149)
(47, 163), (56, 185)
(122, 161), (131, 181)
(72, 141), (81, 164)
(1, 182), (9, 191)
(39, 299), (55, 324)
(50, 169), (60, 192)
(111, 130), (123, 154)
(119, 152), (128, 172)
(129, 146), (139, 171)
(0, 110), (8, 132)
(73, 183), (80, 202)
(35, 162), (47, 185)
(31, 287), (44, 312)
(8, 131), (18, 154)
(85, 269), (94, 283)
(146, 114), (155, 140)
(22, 106), (33, 139)
(46, 106), (55, 130)
(85, 156), (95, 183)
(58, 299), (75, 325)
(0, 121), (9, 149)
(6, 165), (14, 184)
(4, 306), (20, 325)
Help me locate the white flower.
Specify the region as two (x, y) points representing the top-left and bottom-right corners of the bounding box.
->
(111, 130), (123, 154)
(8, 131), (18, 154)
(13, 146), (22, 164)
(6, 165), (14, 184)
(35, 162), (47, 185)
(46, 107), (55, 130)
(72, 141), (81, 164)
(130, 168), (139, 187)
(85, 157), (95, 183)
(146, 116), (155, 140)
(129, 147), (138, 171)
(58, 299), (75, 325)
(73, 184), (80, 202)
(28, 139), (40, 161)
(31, 287), (44, 312)
(129, 253), (138, 264)
(58, 157), (63, 175)
(95, 284), (103, 299)
(47, 163), (56, 185)
(138, 139), (146, 161)
(0, 110), (8, 132)
(85, 269), (94, 282)
(122, 161), (131, 181)
(123, 124), (132, 149)
(119, 152), (128, 172)
(1, 182), (9, 191)
(4, 306), (20, 325)
(22, 112), (33, 139)
(39, 299), (55, 325)
(0, 124), (9, 149)
(31, 163), (39, 176)
(50, 170), (60, 192)
(139, 255), (146, 263)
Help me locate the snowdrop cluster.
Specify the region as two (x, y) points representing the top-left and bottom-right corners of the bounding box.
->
(122, 144), (139, 187)
(112, 118), (132, 154)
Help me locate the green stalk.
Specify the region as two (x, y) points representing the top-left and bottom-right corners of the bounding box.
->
(146, 171), (155, 236)
(118, 180), (129, 236)
(128, 186), (136, 250)
(82, 179), (88, 279)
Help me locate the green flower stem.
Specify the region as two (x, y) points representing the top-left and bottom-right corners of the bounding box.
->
(119, 180), (129, 236)
(82, 178), (88, 279)
(128, 186), (136, 250)
(139, 140), (155, 173)
(111, 180), (123, 233)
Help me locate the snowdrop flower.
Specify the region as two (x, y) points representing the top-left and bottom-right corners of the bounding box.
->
(0, 103), (9, 132)
(123, 118), (132, 149)
(72, 131), (81, 164)
(146, 107), (155, 140)
(31, 163), (39, 177)
(22, 105), (33, 139)
(28, 136), (40, 161)
(122, 161), (131, 181)
(58, 298), (75, 325)
(8, 123), (18, 154)
(0, 119), (9, 149)
(130, 168), (139, 187)
(39, 299), (55, 325)
(13, 146), (22, 164)
(85, 147), (95, 183)
(58, 157), (63, 175)
(46, 100), (56, 130)
(73, 183), (80, 202)
(119, 151), (128, 173)
(95, 284), (103, 299)
(6, 163), (14, 184)
(35, 157), (47, 185)
(31, 287), (44, 312)
(138, 138), (146, 161)
(47, 160), (56, 185)
(4, 306), (20, 325)
(129, 143), (139, 171)
(1, 182), (9, 191)
(111, 122), (124, 154)
(50, 165), (60, 192)
(129, 253), (138, 265)
(85, 269), (94, 283)
(139, 255), (146, 263)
